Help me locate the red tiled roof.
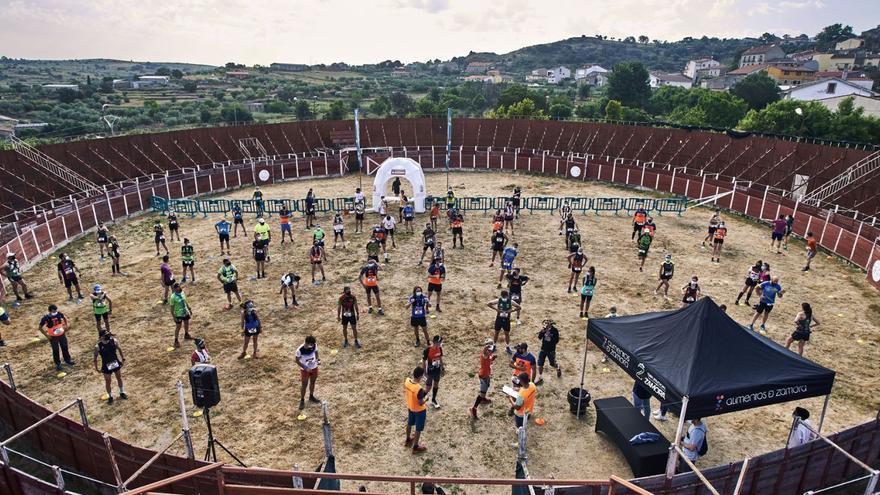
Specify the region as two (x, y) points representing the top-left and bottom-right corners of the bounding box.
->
(729, 64), (768, 75)
(742, 45), (779, 55)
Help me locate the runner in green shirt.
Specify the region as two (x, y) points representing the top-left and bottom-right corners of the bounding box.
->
(181, 238), (196, 283)
(366, 238), (381, 263)
(169, 283), (192, 348)
(217, 259), (242, 310)
(91, 284), (113, 333)
(637, 229), (653, 272)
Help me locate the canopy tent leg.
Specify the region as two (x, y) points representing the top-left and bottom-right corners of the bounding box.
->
(665, 396), (689, 478)
(818, 393), (830, 434)
(576, 329), (589, 420)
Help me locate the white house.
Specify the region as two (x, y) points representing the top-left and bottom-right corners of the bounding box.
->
(834, 38), (863, 52)
(684, 58), (721, 79)
(546, 66), (571, 84)
(815, 94), (880, 118)
(739, 45), (786, 68)
(42, 84), (79, 90)
(575, 65), (608, 80)
(783, 78), (878, 102)
(649, 71), (692, 89)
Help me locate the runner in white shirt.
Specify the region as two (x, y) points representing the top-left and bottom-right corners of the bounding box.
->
(296, 335), (321, 410)
(382, 215), (398, 248)
(354, 188), (365, 205)
(332, 212), (346, 249)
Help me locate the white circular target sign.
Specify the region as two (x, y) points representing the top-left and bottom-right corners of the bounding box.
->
(258, 169), (270, 182)
(569, 166), (582, 178)
(872, 259), (880, 283)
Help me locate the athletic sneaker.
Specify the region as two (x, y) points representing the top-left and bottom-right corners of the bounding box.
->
(653, 411), (667, 421)
(108, 396), (114, 405)
(0, 340), (5, 347)
(355, 340), (362, 349)
(309, 395), (321, 403)
(377, 308), (385, 316)
(431, 400), (441, 409)
(119, 392), (128, 400)
(470, 407), (478, 419)
(557, 368), (562, 378)
(760, 324), (766, 331)
(412, 446), (427, 453)
(343, 340), (349, 348)
(414, 340), (421, 347)
(404, 437), (413, 447)
(505, 346), (512, 354)
(368, 307), (374, 314)
(299, 400), (305, 410)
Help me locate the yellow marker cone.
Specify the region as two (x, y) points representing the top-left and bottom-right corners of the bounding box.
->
(581, 317), (588, 321)
(297, 414), (307, 421)
(856, 338), (864, 344)
(429, 314), (437, 319)
(166, 346), (175, 352)
(837, 313), (844, 317)
(156, 300), (164, 305)
(602, 367), (610, 373)
(31, 337), (42, 342)
(244, 355), (251, 360)
(101, 394), (110, 401)
(192, 410), (203, 417)
(56, 372), (67, 378)
(329, 349), (338, 356)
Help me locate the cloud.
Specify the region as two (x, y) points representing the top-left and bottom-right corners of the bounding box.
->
(779, 0), (825, 8)
(395, 0), (451, 13)
(747, 2), (780, 15)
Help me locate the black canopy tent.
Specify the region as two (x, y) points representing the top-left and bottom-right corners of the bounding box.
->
(586, 297), (836, 476)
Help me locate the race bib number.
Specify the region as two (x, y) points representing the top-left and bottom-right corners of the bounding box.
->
(106, 360), (120, 371)
(50, 326), (65, 337)
(686, 296), (695, 302)
(499, 311), (509, 318)
(246, 327), (259, 334)
(584, 287), (594, 296)
(343, 310), (353, 317)
(414, 307), (424, 316)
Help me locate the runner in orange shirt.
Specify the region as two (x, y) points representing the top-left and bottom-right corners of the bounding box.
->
(711, 221), (728, 263)
(279, 206), (294, 243)
(803, 231), (818, 271)
(358, 259), (384, 315)
(470, 338), (497, 419)
(404, 367), (430, 453)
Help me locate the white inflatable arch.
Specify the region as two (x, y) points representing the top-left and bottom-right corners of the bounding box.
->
(372, 157), (427, 213)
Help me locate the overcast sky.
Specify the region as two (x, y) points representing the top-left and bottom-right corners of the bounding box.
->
(1, 0), (878, 66)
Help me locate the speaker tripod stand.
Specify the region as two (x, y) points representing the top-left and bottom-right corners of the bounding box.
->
(202, 407), (246, 466)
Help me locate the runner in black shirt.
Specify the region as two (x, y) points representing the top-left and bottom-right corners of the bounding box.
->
(536, 320), (561, 384)
(93, 330), (127, 404)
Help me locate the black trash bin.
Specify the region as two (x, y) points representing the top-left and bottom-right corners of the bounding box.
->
(568, 387), (591, 415)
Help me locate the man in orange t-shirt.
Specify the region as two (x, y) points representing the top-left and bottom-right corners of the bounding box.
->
(404, 367), (430, 453)
(470, 338), (497, 419)
(803, 231), (818, 272)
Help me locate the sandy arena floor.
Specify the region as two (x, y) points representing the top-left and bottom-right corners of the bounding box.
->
(2, 171), (878, 492)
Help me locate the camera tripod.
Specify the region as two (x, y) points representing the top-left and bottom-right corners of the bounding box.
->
(202, 407), (245, 466)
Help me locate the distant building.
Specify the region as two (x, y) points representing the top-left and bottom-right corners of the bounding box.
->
(133, 75), (170, 89)
(243, 102), (265, 113)
(595, 72), (611, 87)
(575, 65), (608, 80)
(42, 84), (79, 90)
(814, 71), (874, 90)
(813, 53), (858, 71)
(464, 62), (492, 74)
(834, 38), (863, 52)
(783, 78), (878, 102)
(814, 94), (880, 118)
(863, 54), (880, 68)
(684, 58), (721, 79)
(739, 45), (786, 68)
(727, 64), (770, 79)
(525, 68), (548, 82)
(766, 66), (815, 86)
(649, 71), (692, 89)
(226, 71), (250, 79)
(700, 75), (742, 91)
(112, 79), (132, 90)
(546, 66), (571, 84)
(0, 115), (17, 138)
(271, 63), (309, 72)
(789, 50), (818, 62)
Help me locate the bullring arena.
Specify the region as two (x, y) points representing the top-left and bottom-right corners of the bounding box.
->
(0, 118), (879, 495)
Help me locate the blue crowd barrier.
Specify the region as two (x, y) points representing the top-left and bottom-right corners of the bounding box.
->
(653, 198), (688, 216)
(593, 197), (625, 215)
(525, 196), (559, 213)
(564, 197), (593, 213)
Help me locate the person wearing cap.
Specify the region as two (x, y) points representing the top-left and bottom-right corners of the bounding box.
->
(509, 372), (537, 430)
(404, 366), (430, 454)
(295, 335), (321, 410)
(337, 287), (361, 348)
(56, 253), (84, 302)
(217, 259), (241, 310)
(655, 255), (675, 299)
(215, 218), (232, 255)
(191, 338), (211, 365)
(788, 407), (817, 448)
(422, 335), (444, 408)
(254, 217), (271, 262)
(509, 342), (537, 385)
(313, 224), (326, 248)
(636, 227), (653, 272)
(38, 304), (74, 371)
(239, 300), (261, 359)
(94, 330), (126, 404)
(169, 283), (193, 348)
(470, 338), (497, 419)
(90, 284), (113, 333)
(749, 275), (785, 333)
(3, 253), (33, 302)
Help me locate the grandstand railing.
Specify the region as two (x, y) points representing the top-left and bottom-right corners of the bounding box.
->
(2, 146), (879, 281)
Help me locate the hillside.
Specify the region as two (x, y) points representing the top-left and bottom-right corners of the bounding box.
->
(455, 35), (813, 73)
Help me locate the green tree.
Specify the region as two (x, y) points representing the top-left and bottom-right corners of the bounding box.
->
(729, 73), (780, 111)
(694, 91), (748, 128)
(171, 69), (184, 79)
(324, 100), (348, 120)
(182, 80), (198, 92)
(99, 77), (115, 94)
(577, 84), (591, 99)
(55, 88), (81, 103)
(389, 91), (415, 116)
(369, 96), (391, 117)
(219, 104), (253, 124)
(200, 108), (212, 123)
(815, 23), (854, 48)
(605, 99), (623, 120)
(607, 62), (651, 109)
(549, 102), (573, 119)
(294, 100), (314, 120)
(738, 100), (833, 138)
(490, 98), (546, 119)
(155, 67), (171, 76)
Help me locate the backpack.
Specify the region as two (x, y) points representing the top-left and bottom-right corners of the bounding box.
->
(698, 435), (709, 456)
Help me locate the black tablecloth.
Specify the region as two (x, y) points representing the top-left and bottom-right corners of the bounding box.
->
(594, 396), (671, 477)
